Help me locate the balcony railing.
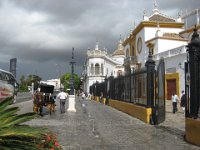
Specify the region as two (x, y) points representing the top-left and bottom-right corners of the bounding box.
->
(153, 46), (186, 60)
(87, 50), (107, 57)
(124, 56), (138, 64)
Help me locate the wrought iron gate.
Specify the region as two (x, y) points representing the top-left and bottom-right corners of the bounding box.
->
(154, 58), (165, 124)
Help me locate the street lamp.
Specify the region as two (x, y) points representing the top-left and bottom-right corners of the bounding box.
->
(69, 48), (76, 95)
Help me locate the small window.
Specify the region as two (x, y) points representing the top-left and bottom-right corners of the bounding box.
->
(150, 47), (154, 55)
(137, 37), (142, 54)
(91, 64), (94, 75)
(95, 63), (100, 75)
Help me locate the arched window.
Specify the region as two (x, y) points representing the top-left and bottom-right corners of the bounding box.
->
(95, 63), (100, 75)
(117, 70), (122, 76)
(91, 64), (94, 75)
(150, 47), (154, 55)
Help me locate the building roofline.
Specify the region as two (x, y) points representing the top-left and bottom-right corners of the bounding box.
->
(133, 21), (184, 35)
(145, 36), (188, 44)
(123, 21), (184, 46)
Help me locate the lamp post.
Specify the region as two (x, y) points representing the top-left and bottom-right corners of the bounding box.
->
(70, 47), (76, 95)
(67, 47), (76, 112)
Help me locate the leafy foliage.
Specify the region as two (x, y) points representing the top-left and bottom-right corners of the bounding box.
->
(19, 74), (42, 92)
(26, 74), (42, 90)
(18, 75), (28, 92)
(61, 73), (81, 91)
(0, 97), (47, 150)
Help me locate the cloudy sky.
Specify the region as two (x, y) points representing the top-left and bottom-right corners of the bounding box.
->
(0, 0), (199, 81)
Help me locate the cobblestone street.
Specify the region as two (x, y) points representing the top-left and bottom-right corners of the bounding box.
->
(14, 97), (200, 150)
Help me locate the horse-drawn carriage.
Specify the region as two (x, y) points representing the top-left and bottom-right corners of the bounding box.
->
(33, 84), (56, 115)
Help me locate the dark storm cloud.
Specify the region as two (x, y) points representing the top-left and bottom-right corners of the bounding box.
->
(158, 0), (199, 11)
(0, 0), (199, 80)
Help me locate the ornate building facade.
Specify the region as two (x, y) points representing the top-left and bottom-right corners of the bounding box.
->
(82, 40), (125, 93)
(122, 5), (200, 99)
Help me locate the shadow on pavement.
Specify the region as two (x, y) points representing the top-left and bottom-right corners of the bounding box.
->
(154, 125), (185, 140)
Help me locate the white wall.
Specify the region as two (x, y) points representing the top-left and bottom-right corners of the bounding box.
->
(157, 39), (187, 53)
(85, 54), (123, 93)
(112, 56), (124, 64)
(144, 27), (183, 41)
(162, 53), (187, 96)
(136, 26), (185, 66)
(136, 28), (146, 65)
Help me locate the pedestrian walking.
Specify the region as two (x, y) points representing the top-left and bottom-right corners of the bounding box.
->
(180, 90), (186, 114)
(81, 92), (86, 100)
(172, 93), (179, 114)
(57, 88), (69, 113)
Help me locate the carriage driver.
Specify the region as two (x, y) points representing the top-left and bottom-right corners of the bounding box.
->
(34, 89), (43, 116)
(57, 88), (69, 113)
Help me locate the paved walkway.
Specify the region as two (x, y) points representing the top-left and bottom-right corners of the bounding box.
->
(14, 97), (199, 150)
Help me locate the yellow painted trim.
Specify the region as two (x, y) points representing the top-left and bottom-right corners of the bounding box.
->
(95, 96), (99, 102)
(185, 117), (200, 146)
(123, 35), (134, 47)
(102, 98), (106, 104)
(109, 99), (152, 124)
(133, 21), (184, 36)
(123, 22), (183, 44)
(165, 73), (180, 98)
(147, 43), (154, 48)
(94, 97), (106, 104)
(145, 36), (188, 44)
(123, 38), (130, 46)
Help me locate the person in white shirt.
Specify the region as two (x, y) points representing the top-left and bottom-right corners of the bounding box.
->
(180, 90), (186, 114)
(172, 93), (179, 114)
(57, 88), (69, 113)
(81, 92), (85, 100)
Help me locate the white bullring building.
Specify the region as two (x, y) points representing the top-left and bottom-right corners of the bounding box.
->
(123, 4), (199, 99)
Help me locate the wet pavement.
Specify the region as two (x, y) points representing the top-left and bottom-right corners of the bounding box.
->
(13, 97), (200, 150)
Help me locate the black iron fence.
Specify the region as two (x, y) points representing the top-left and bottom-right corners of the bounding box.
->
(89, 50), (166, 125)
(185, 28), (200, 119)
(107, 68), (148, 105)
(90, 67), (150, 107)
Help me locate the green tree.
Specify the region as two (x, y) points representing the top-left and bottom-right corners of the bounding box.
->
(60, 73), (81, 91)
(18, 75), (28, 92)
(18, 74), (42, 92)
(26, 74), (42, 91)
